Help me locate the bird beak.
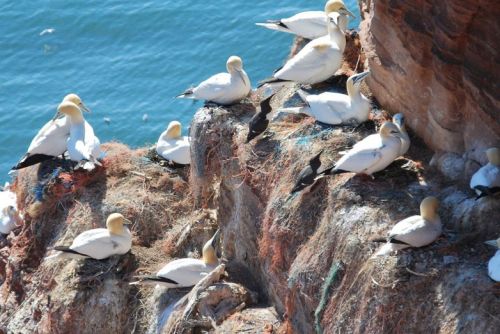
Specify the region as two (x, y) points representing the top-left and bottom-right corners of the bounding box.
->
(211, 229), (220, 248)
(340, 8), (356, 18)
(123, 218), (133, 225)
(80, 102), (91, 113)
(353, 71), (370, 84)
(484, 240), (498, 248)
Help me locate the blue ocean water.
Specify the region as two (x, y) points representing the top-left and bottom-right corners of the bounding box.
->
(0, 0), (360, 181)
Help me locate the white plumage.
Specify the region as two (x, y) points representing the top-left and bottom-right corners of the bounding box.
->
(392, 113), (410, 156)
(0, 183), (21, 234)
(374, 197), (442, 256)
(44, 213), (132, 261)
(156, 121), (191, 165)
(58, 101), (102, 170)
(130, 230), (220, 287)
(255, 0), (354, 40)
(177, 56), (251, 105)
(470, 148), (500, 198)
(485, 239), (500, 282)
(327, 122), (402, 176)
(296, 71), (370, 125)
(271, 12), (348, 85)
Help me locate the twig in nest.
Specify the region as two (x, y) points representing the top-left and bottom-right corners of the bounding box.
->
(370, 275), (400, 288)
(405, 267), (435, 277)
(130, 171), (152, 180)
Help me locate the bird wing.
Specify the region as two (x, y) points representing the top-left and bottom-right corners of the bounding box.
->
(488, 251), (500, 282)
(388, 216), (441, 247)
(281, 11), (327, 38)
(193, 73), (231, 101)
(158, 138), (191, 164)
(334, 146), (384, 174)
(470, 165), (500, 190)
(157, 258), (212, 287)
(306, 93), (350, 124)
(70, 228), (126, 259)
(26, 117), (70, 156)
(275, 41), (333, 82)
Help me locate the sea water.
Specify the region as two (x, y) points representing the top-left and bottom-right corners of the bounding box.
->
(0, 0), (360, 181)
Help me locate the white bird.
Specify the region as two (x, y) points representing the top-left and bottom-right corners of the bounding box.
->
(484, 238), (500, 282)
(260, 12), (349, 86)
(57, 101), (102, 171)
(12, 94), (91, 170)
(44, 213), (132, 261)
(392, 113), (410, 156)
(0, 183), (22, 235)
(129, 230), (220, 287)
(470, 147), (500, 199)
(177, 56), (251, 105)
(295, 71), (371, 125)
(156, 121), (191, 165)
(256, 0), (354, 40)
(372, 197), (442, 256)
(322, 122), (403, 176)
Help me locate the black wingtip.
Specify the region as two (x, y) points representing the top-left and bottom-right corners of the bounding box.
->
(176, 88), (194, 98)
(54, 246), (86, 256)
(142, 276), (179, 285)
(257, 78), (289, 88)
(12, 154), (55, 170)
(370, 237), (387, 243)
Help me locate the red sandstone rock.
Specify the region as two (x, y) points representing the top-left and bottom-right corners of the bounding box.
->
(359, 0), (500, 170)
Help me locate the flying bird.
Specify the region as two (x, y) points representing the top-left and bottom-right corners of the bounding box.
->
(177, 56), (251, 105)
(44, 213), (132, 261)
(129, 230), (220, 287)
(372, 197), (442, 256)
(246, 94), (274, 143)
(256, 0), (355, 40)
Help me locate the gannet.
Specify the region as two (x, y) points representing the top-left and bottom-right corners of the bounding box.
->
(177, 56), (251, 105)
(44, 213), (132, 261)
(255, 0), (354, 40)
(57, 101), (102, 171)
(484, 238), (500, 282)
(12, 94), (91, 170)
(322, 122), (402, 176)
(372, 197), (442, 256)
(156, 121), (191, 165)
(295, 71), (371, 125)
(246, 94), (274, 143)
(129, 230), (220, 287)
(259, 12), (349, 87)
(470, 147), (500, 199)
(291, 150), (324, 194)
(0, 183), (22, 235)
(392, 113), (410, 156)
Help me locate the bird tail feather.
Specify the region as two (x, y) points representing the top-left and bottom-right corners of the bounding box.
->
(372, 243), (409, 257)
(278, 107), (311, 116)
(176, 88), (194, 99)
(297, 89), (310, 104)
(255, 22), (291, 34)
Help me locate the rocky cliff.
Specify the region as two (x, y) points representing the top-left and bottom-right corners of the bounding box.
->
(1, 13), (499, 334)
(358, 0), (500, 180)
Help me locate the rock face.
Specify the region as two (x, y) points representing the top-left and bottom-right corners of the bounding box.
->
(358, 0), (500, 173)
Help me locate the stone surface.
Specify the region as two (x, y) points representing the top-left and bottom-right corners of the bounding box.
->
(359, 0), (500, 170)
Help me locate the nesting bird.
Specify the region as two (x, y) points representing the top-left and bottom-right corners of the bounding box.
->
(470, 147), (500, 199)
(290, 150), (324, 194)
(295, 71), (371, 125)
(129, 230), (220, 287)
(0, 183), (21, 235)
(392, 113), (410, 156)
(256, 0), (354, 40)
(260, 12), (349, 87)
(156, 121), (191, 165)
(322, 122), (403, 177)
(44, 213), (132, 261)
(57, 101), (102, 171)
(177, 56), (251, 105)
(484, 238), (500, 282)
(12, 94), (90, 170)
(246, 94), (274, 143)
(372, 197), (442, 256)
